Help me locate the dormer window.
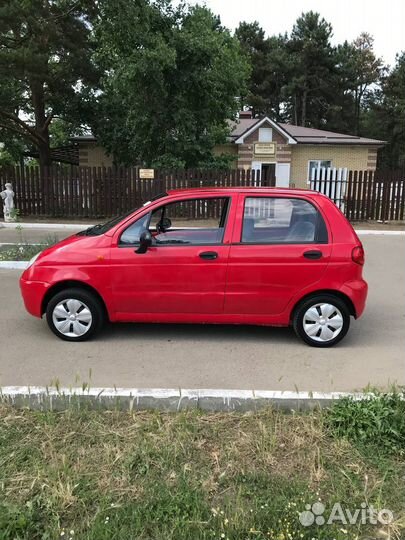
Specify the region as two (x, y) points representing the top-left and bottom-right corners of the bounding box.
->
(258, 128), (273, 142)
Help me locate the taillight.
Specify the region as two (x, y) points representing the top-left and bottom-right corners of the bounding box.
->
(352, 245), (365, 265)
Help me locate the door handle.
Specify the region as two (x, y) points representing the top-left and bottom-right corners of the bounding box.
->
(199, 251), (218, 260)
(303, 250), (323, 260)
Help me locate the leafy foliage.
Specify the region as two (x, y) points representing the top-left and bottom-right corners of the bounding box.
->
(362, 53), (405, 168)
(286, 12), (336, 128)
(0, 0), (99, 166)
(0, 3), (403, 168)
(94, 1), (250, 168)
(235, 22), (290, 120)
(235, 15), (390, 151)
(326, 391), (405, 455)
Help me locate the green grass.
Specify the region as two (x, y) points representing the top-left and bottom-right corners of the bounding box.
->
(325, 390), (405, 455)
(0, 234), (59, 261)
(0, 400), (404, 540)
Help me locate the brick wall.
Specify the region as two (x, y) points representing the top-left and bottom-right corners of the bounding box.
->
(236, 121), (289, 169)
(290, 145), (376, 188)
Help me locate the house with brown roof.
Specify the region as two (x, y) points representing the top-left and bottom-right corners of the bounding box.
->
(217, 111), (385, 188)
(71, 110), (385, 188)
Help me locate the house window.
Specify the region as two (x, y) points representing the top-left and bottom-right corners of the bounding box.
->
(258, 128), (273, 142)
(308, 160), (332, 181)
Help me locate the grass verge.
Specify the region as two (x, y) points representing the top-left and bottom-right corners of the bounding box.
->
(0, 234), (58, 261)
(0, 395), (404, 540)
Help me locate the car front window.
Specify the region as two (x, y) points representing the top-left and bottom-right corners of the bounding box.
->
(119, 213), (150, 244)
(119, 197), (230, 246)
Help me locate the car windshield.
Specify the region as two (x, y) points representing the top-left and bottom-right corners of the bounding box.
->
(80, 192), (168, 236)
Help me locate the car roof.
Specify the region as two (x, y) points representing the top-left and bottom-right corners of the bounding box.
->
(166, 186), (322, 198)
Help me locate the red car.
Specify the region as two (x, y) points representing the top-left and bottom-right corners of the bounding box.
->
(20, 187), (367, 347)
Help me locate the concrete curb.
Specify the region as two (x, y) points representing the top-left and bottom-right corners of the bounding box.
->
(0, 261), (29, 269)
(356, 230), (405, 235)
(0, 222), (92, 230)
(0, 386), (370, 412)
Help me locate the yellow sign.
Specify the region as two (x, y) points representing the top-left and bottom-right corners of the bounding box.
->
(139, 168), (155, 179)
(254, 142), (276, 156)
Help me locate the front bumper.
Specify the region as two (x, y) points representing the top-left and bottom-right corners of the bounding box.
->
(20, 277), (51, 318)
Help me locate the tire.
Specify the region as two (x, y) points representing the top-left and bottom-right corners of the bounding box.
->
(46, 288), (104, 342)
(292, 294), (350, 348)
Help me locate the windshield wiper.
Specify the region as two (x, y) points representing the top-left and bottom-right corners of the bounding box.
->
(77, 224), (104, 236)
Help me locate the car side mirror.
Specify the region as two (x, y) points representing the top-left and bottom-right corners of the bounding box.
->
(135, 230), (153, 254)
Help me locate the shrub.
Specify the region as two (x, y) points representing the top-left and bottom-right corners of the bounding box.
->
(325, 391), (405, 454)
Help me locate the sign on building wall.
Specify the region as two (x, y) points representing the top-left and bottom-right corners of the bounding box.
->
(139, 168), (155, 179)
(254, 142), (276, 156)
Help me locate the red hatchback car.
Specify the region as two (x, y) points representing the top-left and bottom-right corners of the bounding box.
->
(20, 187), (367, 347)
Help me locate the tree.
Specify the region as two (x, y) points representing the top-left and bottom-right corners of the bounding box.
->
(363, 53), (405, 168)
(94, 0), (250, 167)
(235, 22), (290, 119)
(286, 11), (336, 127)
(347, 33), (384, 134)
(0, 0), (99, 168)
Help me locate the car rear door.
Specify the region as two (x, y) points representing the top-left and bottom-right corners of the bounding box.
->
(224, 193), (332, 316)
(109, 194), (236, 317)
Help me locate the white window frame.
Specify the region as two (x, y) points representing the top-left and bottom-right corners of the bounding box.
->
(307, 160), (332, 182)
(258, 128), (273, 142)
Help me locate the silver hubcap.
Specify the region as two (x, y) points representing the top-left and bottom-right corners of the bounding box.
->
(303, 303), (344, 342)
(52, 299), (92, 338)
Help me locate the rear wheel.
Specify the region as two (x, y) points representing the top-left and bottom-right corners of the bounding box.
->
(293, 294), (350, 347)
(46, 288), (104, 341)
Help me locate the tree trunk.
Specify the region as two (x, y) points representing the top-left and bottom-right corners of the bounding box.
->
(38, 140), (52, 169)
(301, 89), (308, 127)
(30, 78), (51, 169)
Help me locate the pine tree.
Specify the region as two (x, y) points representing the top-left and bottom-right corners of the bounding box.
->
(0, 0), (98, 168)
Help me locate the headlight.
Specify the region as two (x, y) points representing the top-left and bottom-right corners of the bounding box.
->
(27, 251), (42, 268)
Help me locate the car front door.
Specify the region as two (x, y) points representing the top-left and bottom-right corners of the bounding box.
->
(224, 194), (332, 316)
(109, 195), (234, 318)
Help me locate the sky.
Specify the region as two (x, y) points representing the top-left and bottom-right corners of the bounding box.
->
(187, 0), (405, 67)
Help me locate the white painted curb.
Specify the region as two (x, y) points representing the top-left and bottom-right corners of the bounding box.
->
(0, 222), (93, 230)
(0, 386), (377, 412)
(356, 230), (405, 235)
(0, 261), (29, 270)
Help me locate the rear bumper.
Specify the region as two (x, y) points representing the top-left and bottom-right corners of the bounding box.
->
(341, 278), (368, 318)
(20, 277), (51, 318)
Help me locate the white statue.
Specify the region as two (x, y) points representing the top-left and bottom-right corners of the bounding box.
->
(1, 183), (16, 222)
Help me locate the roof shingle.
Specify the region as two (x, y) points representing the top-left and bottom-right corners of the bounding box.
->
(229, 117), (385, 145)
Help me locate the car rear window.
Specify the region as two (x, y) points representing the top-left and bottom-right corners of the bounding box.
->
(242, 197), (328, 244)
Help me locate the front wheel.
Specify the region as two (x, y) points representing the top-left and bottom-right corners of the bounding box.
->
(46, 288), (104, 341)
(293, 295), (350, 347)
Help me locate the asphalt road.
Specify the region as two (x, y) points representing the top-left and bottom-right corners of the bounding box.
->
(0, 235), (404, 392)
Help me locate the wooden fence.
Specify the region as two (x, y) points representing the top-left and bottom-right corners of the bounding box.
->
(310, 167), (405, 221)
(1, 165), (404, 221)
(0, 166), (275, 219)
